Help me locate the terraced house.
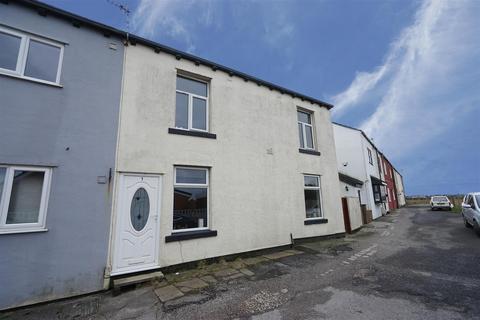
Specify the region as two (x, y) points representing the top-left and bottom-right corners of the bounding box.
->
(109, 26), (345, 277)
(0, 0), (124, 310)
(333, 123), (386, 223)
(333, 122), (406, 233)
(0, 0), (346, 310)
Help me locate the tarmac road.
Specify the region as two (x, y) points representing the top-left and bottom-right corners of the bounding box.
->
(3, 205), (479, 319)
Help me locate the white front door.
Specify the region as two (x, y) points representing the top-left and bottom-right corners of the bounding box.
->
(112, 174), (161, 275)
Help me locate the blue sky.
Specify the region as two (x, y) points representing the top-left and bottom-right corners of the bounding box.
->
(43, 0), (479, 196)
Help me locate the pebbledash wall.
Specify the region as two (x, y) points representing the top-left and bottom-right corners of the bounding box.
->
(107, 42), (345, 272)
(0, 1), (124, 310)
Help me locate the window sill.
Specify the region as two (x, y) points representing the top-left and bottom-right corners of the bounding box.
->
(299, 149), (321, 156)
(0, 72), (63, 88)
(165, 229), (217, 242)
(168, 128), (217, 139)
(304, 218), (328, 225)
(0, 228), (48, 235)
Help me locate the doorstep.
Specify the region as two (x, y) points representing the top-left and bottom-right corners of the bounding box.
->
(112, 271), (164, 289)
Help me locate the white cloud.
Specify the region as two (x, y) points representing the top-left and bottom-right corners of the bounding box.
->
(132, 0), (197, 52)
(331, 0), (480, 158)
(131, 0), (297, 55)
(262, 5), (295, 47)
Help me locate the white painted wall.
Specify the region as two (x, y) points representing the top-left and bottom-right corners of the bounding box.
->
(394, 170), (406, 206)
(112, 44), (345, 268)
(333, 124), (383, 220)
(338, 181), (362, 199)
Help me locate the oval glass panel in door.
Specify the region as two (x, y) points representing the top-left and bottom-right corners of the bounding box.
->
(130, 188), (150, 231)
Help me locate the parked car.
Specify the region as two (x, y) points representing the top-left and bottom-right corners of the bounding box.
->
(430, 196), (453, 210)
(462, 192), (480, 236)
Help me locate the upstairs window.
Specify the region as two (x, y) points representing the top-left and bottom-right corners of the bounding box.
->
(0, 26), (63, 84)
(298, 110), (315, 150)
(367, 148), (373, 165)
(175, 75), (208, 131)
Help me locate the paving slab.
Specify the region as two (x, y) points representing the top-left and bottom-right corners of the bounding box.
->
(243, 256), (269, 266)
(239, 268), (255, 277)
(175, 278), (209, 293)
(284, 249), (304, 255)
(214, 268), (238, 278)
(263, 250), (297, 260)
(223, 272), (244, 281)
(230, 259), (246, 269)
(154, 285), (184, 302)
(200, 275), (218, 284)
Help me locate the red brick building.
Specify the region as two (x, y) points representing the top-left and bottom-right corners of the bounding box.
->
(380, 153), (398, 211)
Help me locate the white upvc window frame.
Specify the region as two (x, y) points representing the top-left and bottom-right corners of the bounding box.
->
(297, 109), (316, 150)
(175, 75), (209, 132)
(172, 166), (209, 233)
(303, 174), (324, 220)
(0, 165), (52, 234)
(0, 26), (64, 86)
(367, 148), (373, 165)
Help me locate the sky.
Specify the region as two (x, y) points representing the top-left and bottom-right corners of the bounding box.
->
(43, 0), (479, 196)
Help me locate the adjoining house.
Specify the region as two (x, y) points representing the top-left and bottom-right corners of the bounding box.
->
(0, 0), (346, 309)
(379, 154), (398, 212)
(393, 169), (406, 207)
(333, 121), (406, 229)
(0, 0), (125, 310)
(333, 123), (387, 224)
(108, 30), (344, 277)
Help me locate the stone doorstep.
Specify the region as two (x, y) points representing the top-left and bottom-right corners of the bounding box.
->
(112, 271), (164, 288)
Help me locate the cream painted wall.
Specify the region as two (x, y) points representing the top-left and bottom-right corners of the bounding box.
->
(113, 44), (345, 268)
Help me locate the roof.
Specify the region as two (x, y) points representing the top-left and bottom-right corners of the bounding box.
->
(338, 172), (364, 187)
(13, 0), (333, 110)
